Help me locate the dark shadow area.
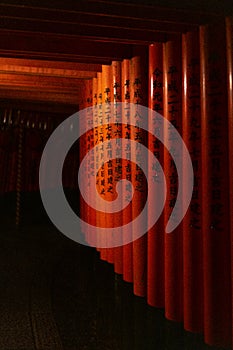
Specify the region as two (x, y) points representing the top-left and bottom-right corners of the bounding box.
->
(0, 193), (230, 350)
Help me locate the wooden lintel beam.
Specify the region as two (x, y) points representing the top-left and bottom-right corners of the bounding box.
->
(0, 99), (78, 115)
(0, 87), (81, 105)
(84, 0), (233, 18)
(0, 73), (83, 91)
(0, 5), (198, 33)
(0, 65), (98, 79)
(0, 17), (176, 44)
(0, 30), (134, 62)
(0, 0), (227, 25)
(0, 58), (102, 72)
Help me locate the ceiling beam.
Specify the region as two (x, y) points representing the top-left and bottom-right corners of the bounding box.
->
(0, 0), (227, 24)
(0, 0), (231, 107)
(0, 30), (135, 63)
(0, 65), (98, 79)
(0, 58), (102, 72)
(0, 4), (198, 33)
(0, 17), (176, 44)
(0, 73), (83, 91)
(0, 87), (80, 105)
(0, 99), (77, 115)
(83, 0), (233, 17)
(0, 17), (177, 45)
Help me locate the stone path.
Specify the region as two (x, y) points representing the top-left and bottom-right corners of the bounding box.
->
(0, 225), (64, 350)
(0, 222), (230, 350)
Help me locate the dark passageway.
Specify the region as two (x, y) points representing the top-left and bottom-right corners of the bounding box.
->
(0, 1), (233, 349)
(0, 194), (230, 350)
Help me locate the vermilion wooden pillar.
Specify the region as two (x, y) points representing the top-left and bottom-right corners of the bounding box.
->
(121, 58), (133, 283)
(226, 17), (233, 347)
(111, 60), (123, 274)
(92, 76), (98, 248)
(130, 51), (148, 297)
(147, 43), (165, 308)
(0, 110), (8, 194)
(182, 30), (203, 333)
(85, 79), (94, 245)
(79, 82), (86, 235)
(95, 72), (103, 253)
(101, 65), (113, 261)
(163, 37), (183, 322)
(79, 80), (92, 243)
(200, 21), (231, 348)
